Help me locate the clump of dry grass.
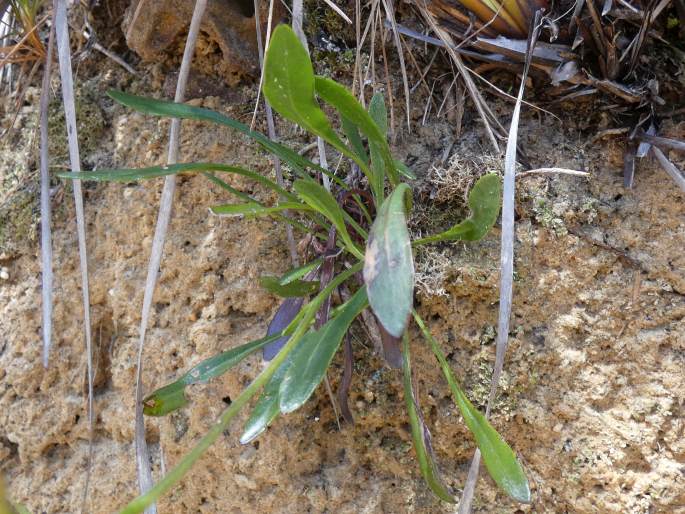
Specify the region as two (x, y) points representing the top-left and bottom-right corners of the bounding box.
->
(426, 153), (504, 204)
(414, 245), (452, 297)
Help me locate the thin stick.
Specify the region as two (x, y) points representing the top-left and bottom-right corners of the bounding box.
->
(39, 20), (55, 369)
(517, 167), (589, 177)
(254, 0), (299, 265)
(321, 0), (352, 23)
(133, 2), (207, 512)
(53, 2), (94, 512)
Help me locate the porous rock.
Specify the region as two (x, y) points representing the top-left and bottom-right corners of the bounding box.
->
(123, 0), (278, 85)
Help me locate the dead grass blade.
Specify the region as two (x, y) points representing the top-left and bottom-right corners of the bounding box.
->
(322, 0), (352, 24)
(39, 7), (55, 370)
(638, 132), (685, 153)
(623, 141), (636, 188)
(651, 146), (685, 193)
(133, 2), (207, 512)
(53, 1), (95, 511)
(457, 11), (543, 513)
(381, 0), (412, 130)
(418, 3), (502, 152)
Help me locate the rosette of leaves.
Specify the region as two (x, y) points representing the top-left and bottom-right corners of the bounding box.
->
(60, 24), (529, 513)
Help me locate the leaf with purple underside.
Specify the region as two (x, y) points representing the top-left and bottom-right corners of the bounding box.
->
(263, 298), (304, 361)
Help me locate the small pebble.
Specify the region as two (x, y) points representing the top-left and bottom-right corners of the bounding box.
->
(0, 267), (9, 280)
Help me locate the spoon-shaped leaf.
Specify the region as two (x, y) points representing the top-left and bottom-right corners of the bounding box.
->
(279, 287), (368, 413)
(263, 25), (345, 152)
(413, 311), (531, 503)
(402, 333), (455, 503)
(414, 173), (501, 245)
(143, 333), (281, 416)
(363, 183), (414, 337)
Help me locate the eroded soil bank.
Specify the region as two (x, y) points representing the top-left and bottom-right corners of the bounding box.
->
(1, 26), (684, 514)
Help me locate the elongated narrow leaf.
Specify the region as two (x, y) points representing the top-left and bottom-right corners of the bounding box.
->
(143, 334), (280, 416)
(211, 201), (310, 217)
(414, 174), (501, 245)
(368, 93), (388, 202)
(341, 116), (369, 164)
(394, 159), (417, 180)
(363, 184), (414, 337)
(106, 90), (347, 189)
(57, 162), (298, 202)
(413, 311), (530, 503)
(279, 287), (368, 413)
(402, 334), (455, 503)
(314, 77), (397, 186)
(240, 354), (293, 444)
(293, 179), (363, 258)
(454, 382), (530, 503)
(260, 276), (320, 297)
(278, 258), (323, 285)
(368, 92), (388, 136)
(263, 25), (345, 152)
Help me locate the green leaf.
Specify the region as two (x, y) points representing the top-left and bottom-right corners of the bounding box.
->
(118, 265), (363, 514)
(414, 174), (501, 245)
(394, 159), (417, 180)
(314, 77), (398, 186)
(263, 25), (345, 152)
(413, 311), (531, 503)
(402, 333), (455, 503)
(368, 92), (388, 136)
(210, 201), (310, 217)
(56, 162), (298, 202)
(143, 334), (280, 416)
(363, 183), (414, 337)
(106, 90), (348, 190)
(279, 287), (368, 413)
(239, 355), (292, 444)
(277, 257), (323, 285)
(341, 116), (369, 164)
(259, 276), (320, 297)
(293, 179), (363, 259)
(368, 92), (389, 201)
